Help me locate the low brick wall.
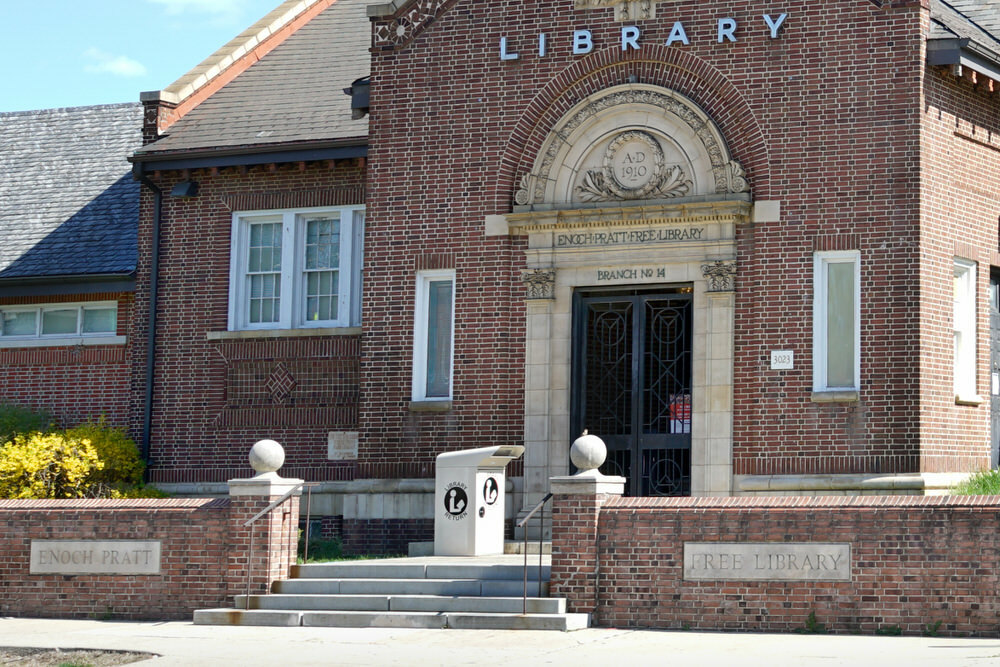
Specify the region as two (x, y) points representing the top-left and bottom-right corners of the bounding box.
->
(0, 494), (298, 620)
(551, 494), (1000, 637)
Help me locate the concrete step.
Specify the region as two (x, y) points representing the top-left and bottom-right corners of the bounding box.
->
(292, 562), (549, 581)
(234, 593), (565, 614)
(273, 577), (548, 597)
(196, 609), (588, 631)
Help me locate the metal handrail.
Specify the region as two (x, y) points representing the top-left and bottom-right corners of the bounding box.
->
(516, 492), (553, 615)
(243, 481), (319, 610)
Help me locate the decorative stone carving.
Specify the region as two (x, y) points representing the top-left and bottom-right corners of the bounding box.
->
(514, 173), (537, 207)
(575, 130), (692, 202)
(522, 268), (556, 299)
(373, 0), (453, 48)
(575, 0), (677, 21)
(701, 261), (737, 292)
(724, 160), (751, 194)
(515, 85), (751, 207)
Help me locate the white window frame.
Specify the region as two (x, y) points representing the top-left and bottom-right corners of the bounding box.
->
(813, 251), (861, 393)
(0, 300), (122, 348)
(412, 270), (456, 402)
(953, 258), (978, 402)
(228, 205), (364, 332)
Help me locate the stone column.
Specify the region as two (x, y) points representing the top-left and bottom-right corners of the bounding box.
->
(227, 440), (303, 602)
(518, 268), (556, 538)
(548, 433), (625, 616)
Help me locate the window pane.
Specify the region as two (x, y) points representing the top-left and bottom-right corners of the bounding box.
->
(82, 308), (116, 334)
(1, 310), (37, 336)
(305, 217), (339, 270)
(249, 274), (280, 323)
(41, 309), (78, 335)
(826, 262), (855, 388)
(425, 280), (453, 397)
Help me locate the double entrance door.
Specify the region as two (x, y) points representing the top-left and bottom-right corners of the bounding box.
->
(571, 288), (692, 496)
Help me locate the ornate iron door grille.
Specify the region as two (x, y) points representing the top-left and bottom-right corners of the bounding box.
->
(572, 288), (693, 496)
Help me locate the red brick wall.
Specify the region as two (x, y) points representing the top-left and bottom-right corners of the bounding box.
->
(0, 292), (133, 430)
(367, 0), (943, 477)
(918, 62), (1000, 471)
(0, 495), (298, 620)
(551, 493), (1000, 636)
(341, 518), (432, 556)
(129, 163), (364, 484)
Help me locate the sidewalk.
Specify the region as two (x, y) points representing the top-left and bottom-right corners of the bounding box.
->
(1, 618), (998, 666)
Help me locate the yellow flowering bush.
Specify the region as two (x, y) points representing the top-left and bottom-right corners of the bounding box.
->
(66, 420), (145, 489)
(0, 414), (167, 499)
(0, 432), (103, 499)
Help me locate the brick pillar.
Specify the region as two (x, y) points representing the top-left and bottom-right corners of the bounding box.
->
(549, 472), (624, 616)
(227, 473), (303, 603)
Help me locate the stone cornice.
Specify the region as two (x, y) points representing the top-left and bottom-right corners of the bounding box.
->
(507, 198), (751, 233)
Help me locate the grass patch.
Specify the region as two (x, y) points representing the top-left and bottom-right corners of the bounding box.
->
(951, 469), (1000, 495)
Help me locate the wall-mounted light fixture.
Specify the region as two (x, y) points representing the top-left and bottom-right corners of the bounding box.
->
(170, 181), (199, 198)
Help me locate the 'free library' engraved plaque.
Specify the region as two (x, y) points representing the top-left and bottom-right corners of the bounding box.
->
(683, 543), (851, 581)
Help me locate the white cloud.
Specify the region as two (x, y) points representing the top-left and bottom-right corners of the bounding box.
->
(83, 48), (148, 78)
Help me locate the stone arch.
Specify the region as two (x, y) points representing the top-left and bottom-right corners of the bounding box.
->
(514, 83), (749, 208)
(493, 46), (771, 214)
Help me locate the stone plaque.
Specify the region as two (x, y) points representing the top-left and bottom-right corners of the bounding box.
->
(683, 543), (850, 581)
(30, 540), (161, 575)
(328, 431), (359, 460)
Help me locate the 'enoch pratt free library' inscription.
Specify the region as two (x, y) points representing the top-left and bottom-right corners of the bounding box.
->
(683, 543), (851, 581)
(30, 540), (162, 575)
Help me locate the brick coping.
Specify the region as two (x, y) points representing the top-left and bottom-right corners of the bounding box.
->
(0, 497), (230, 510)
(605, 494), (1000, 509)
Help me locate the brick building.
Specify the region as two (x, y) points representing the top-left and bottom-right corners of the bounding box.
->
(0, 104), (141, 428)
(9, 0), (992, 551)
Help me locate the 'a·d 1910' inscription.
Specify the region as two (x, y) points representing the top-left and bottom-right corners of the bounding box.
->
(684, 543), (851, 581)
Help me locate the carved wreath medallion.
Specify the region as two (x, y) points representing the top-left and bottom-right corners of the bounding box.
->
(575, 130), (692, 202)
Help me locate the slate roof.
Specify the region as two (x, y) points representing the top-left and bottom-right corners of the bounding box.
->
(0, 103), (142, 281)
(930, 0), (1000, 57)
(135, 0), (374, 158)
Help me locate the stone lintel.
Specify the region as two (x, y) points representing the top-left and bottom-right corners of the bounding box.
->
(508, 198), (752, 233)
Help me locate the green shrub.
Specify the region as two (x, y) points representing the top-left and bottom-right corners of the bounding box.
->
(0, 432), (102, 499)
(951, 469), (1000, 495)
(0, 403), (54, 445)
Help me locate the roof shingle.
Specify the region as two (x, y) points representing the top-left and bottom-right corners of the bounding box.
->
(136, 0), (375, 157)
(0, 103), (142, 280)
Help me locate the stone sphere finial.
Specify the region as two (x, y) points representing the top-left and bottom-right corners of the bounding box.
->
(249, 439), (285, 475)
(570, 429), (607, 472)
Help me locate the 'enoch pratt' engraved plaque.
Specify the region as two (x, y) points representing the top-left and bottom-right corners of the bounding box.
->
(30, 540), (162, 575)
(683, 543), (851, 581)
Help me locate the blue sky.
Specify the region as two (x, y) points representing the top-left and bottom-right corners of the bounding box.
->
(1, 0), (284, 112)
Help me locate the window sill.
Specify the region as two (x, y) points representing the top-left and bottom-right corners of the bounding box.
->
(810, 390), (859, 403)
(208, 327), (361, 341)
(409, 400), (452, 413)
(955, 394), (984, 406)
(0, 335), (125, 349)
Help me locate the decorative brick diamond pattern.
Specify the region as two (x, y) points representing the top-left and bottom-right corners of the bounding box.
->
(265, 362), (297, 404)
